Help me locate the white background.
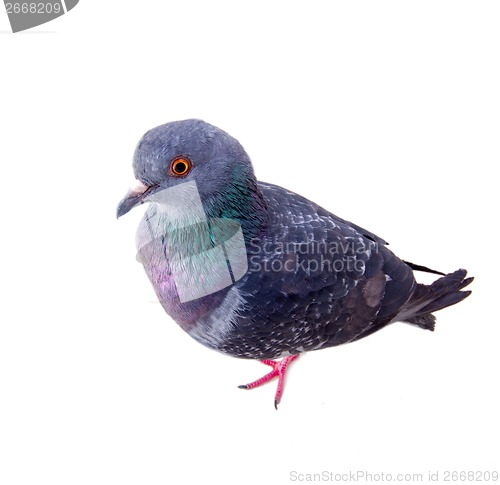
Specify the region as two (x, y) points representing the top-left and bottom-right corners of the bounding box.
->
(1, 2), (498, 484)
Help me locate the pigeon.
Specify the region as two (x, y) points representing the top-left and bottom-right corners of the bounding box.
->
(117, 119), (473, 408)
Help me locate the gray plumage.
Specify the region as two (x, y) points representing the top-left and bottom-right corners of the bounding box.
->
(117, 119), (473, 363)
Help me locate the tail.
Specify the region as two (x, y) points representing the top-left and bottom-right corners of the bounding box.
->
(394, 269), (473, 330)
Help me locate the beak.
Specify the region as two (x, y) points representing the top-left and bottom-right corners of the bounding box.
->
(116, 180), (155, 218)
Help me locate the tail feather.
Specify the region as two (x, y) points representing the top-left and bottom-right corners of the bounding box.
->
(405, 313), (436, 331)
(394, 269), (473, 327)
(403, 260), (446, 276)
(417, 288), (472, 315)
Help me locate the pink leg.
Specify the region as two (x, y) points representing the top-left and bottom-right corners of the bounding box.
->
(238, 355), (299, 409)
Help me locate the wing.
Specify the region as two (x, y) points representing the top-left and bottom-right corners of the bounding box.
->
(216, 182), (416, 359)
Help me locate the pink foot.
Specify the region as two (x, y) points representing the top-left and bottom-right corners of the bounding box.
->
(238, 355), (299, 409)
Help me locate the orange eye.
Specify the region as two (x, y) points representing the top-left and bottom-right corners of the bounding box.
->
(170, 157), (191, 176)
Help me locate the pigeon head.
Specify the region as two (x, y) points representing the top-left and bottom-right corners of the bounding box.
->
(116, 119), (267, 234)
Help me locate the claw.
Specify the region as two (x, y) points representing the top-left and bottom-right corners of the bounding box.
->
(238, 355), (299, 408)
